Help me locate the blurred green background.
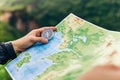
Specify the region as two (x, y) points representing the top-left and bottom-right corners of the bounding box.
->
(0, 0), (120, 80)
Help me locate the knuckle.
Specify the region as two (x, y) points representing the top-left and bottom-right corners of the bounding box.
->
(29, 36), (35, 43)
(32, 29), (37, 32)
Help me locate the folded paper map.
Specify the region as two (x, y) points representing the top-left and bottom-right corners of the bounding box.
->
(6, 13), (120, 80)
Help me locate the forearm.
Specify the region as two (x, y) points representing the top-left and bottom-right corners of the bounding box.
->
(0, 27), (56, 64)
(0, 42), (16, 64)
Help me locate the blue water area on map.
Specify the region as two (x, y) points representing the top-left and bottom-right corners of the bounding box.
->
(6, 32), (63, 80)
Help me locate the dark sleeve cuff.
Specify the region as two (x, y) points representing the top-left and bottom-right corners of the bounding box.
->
(4, 42), (17, 59)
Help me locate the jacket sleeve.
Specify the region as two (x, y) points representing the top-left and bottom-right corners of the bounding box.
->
(0, 42), (16, 65)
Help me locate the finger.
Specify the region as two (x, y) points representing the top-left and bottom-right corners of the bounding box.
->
(96, 64), (120, 70)
(49, 27), (57, 31)
(36, 27), (57, 36)
(33, 37), (48, 43)
(38, 27), (57, 33)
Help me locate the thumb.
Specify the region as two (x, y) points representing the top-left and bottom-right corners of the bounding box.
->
(34, 37), (48, 43)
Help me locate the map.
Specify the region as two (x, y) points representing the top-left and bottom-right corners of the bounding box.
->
(6, 13), (120, 80)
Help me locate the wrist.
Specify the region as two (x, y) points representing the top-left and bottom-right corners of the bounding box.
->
(12, 40), (22, 53)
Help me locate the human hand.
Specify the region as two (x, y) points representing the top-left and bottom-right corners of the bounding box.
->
(78, 64), (120, 80)
(12, 27), (57, 53)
